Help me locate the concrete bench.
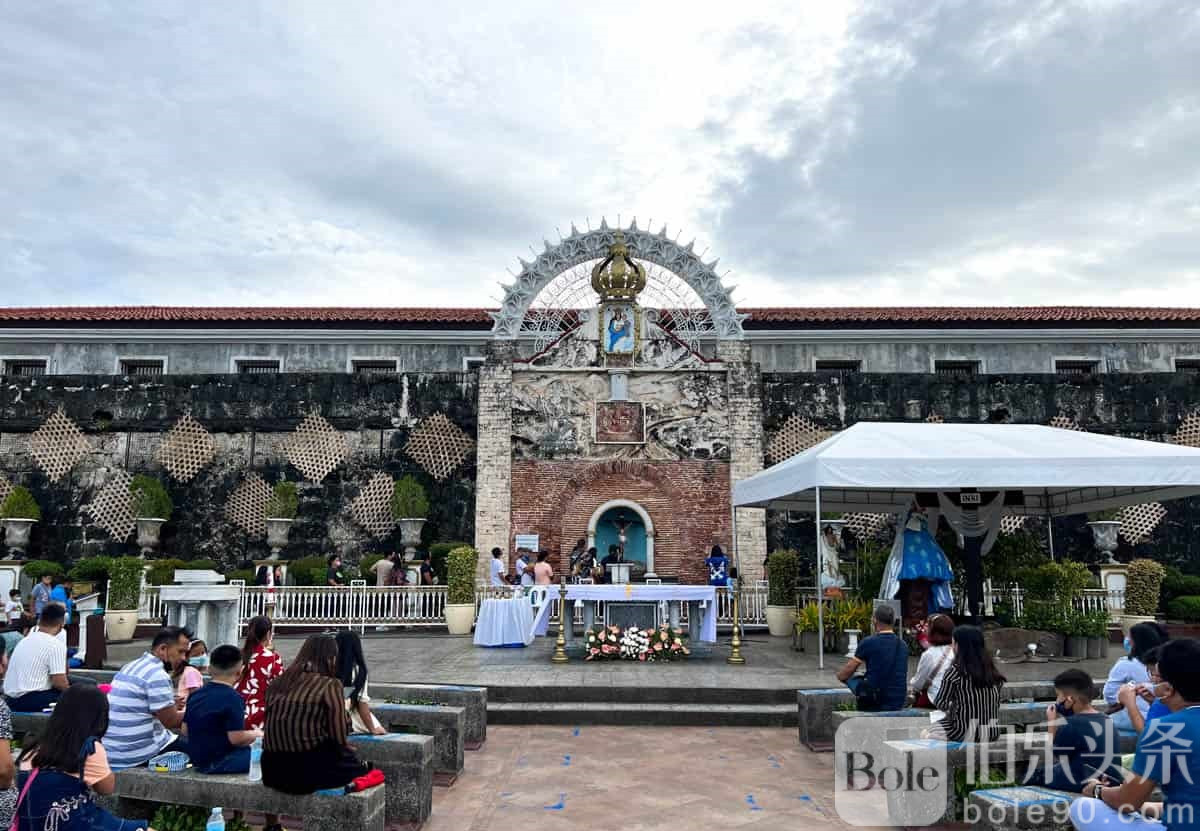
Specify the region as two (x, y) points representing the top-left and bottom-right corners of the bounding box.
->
(105, 767), (385, 831)
(830, 700), (1111, 734)
(348, 733), (434, 827)
(967, 785), (1076, 830)
(374, 683), (486, 749)
(371, 702), (465, 785)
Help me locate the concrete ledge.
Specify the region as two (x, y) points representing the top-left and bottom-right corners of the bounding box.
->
(967, 786), (1075, 830)
(10, 711), (49, 740)
(107, 768), (385, 831)
(371, 703), (465, 784)
(373, 682), (487, 749)
(348, 733), (434, 827)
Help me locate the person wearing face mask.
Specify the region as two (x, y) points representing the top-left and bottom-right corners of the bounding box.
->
(172, 640), (208, 705)
(1103, 622), (1169, 733)
(1023, 669), (1122, 792)
(1117, 646), (1172, 737)
(1071, 638), (1200, 831)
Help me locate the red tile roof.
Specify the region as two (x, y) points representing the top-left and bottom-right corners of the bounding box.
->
(0, 305), (1198, 327)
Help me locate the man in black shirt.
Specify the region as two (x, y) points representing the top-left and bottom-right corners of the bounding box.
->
(1024, 669), (1122, 790)
(418, 552), (434, 585)
(835, 604), (908, 711)
(599, 545), (625, 584)
(326, 554), (345, 587)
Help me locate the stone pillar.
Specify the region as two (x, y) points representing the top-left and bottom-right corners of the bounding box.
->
(473, 341), (515, 582)
(159, 571), (239, 648)
(719, 340), (767, 581)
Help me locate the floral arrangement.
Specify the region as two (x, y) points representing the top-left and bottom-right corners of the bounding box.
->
(584, 625), (691, 661)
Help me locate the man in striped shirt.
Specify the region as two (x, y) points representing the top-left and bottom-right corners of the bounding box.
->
(106, 626), (191, 770)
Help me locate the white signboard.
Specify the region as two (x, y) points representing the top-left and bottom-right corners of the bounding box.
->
(514, 534), (540, 552)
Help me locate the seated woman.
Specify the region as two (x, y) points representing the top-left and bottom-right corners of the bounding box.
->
(261, 634), (370, 795)
(13, 685), (150, 831)
(1103, 622), (1169, 733)
(909, 614), (954, 709)
(926, 625), (1006, 743)
(334, 631), (386, 736)
(235, 616), (284, 730)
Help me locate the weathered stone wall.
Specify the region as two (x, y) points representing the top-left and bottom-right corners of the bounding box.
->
(0, 372), (477, 568)
(719, 341), (767, 580)
(472, 344), (514, 580)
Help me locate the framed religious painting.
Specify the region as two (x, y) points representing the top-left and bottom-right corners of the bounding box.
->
(599, 301), (639, 366)
(594, 400), (646, 445)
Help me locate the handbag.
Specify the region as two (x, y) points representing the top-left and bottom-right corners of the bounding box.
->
(913, 649), (951, 709)
(854, 636), (906, 711)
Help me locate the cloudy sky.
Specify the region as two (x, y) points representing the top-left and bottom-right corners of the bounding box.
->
(2, 1), (1197, 309)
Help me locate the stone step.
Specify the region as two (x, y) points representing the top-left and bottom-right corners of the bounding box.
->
(488, 701), (798, 726)
(486, 684), (795, 705)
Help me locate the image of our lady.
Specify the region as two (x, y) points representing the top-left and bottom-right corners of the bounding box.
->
(607, 308), (633, 352)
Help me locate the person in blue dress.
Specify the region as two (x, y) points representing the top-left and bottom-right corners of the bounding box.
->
(705, 545), (730, 587)
(1071, 638), (1200, 831)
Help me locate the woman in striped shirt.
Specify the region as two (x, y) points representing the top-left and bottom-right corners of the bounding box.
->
(928, 625), (1006, 743)
(261, 634), (370, 794)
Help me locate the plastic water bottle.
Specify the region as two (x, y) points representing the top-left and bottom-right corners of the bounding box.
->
(205, 808), (225, 831)
(248, 737), (263, 782)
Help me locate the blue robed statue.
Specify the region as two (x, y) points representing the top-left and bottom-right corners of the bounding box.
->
(606, 307), (633, 352)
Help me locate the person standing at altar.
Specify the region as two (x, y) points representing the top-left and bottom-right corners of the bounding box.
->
(600, 545), (625, 584)
(533, 551), (554, 585)
(489, 548), (507, 587)
(706, 545), (730, 587)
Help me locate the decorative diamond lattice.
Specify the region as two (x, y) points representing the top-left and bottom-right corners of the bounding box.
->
(283, 412), (349, 482)
(766, 415), (832, 464)
(351, 472), (396, 538)
(89, 470), (135, 542)
(925, 413), (944, 423)
(843, 513), (891, 540)
(1119, 502), (1166, 544)
(0, 475), (11, 508)
(1172, 412), (1200, 448)
(155, 414), (215, 483)
(1000, 515), (1028, 534)
(1048, 414), (1082, 431)
(225, 473), (272, 536)
(30, 408), (92, 483)
(404, 413), (475, 481)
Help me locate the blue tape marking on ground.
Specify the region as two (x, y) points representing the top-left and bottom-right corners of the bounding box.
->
(572, 727), (580, 737)
(544, 794), (566, 811)
(499, 792), (513, 798)
(562, 755), (572, 766)
(973, 789), (1068, 806)
(745, 795), (762, 811)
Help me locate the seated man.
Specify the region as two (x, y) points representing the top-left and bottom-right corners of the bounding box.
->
(1024, 668), (1123, 791)
(835, 604), (908, 712)
(106, 625), (191, 769)
(183, 645), (263, 773)
(3, 602), (68, 711)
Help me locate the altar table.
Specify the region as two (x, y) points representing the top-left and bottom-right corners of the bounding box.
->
(474, 596), (535, 647)
(530, 585), (718, 645)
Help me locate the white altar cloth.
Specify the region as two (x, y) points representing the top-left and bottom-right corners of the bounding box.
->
(530, 585), (718, 643)
(474, 596), (535, 647)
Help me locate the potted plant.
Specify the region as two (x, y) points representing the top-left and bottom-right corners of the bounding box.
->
(105, 555), (145, 641)
(766, 549), (799, 637)
(793, 602), (821, 653)
(444, 545), (477, 635)
(1087, 509), (1122, 565)
(1123, 558), (1165, 629)
(1063, 609), (1089, 658)
(1085, 609), (1110, 659)
(391, 476), (429, 561)
(265, 481), (298, 559)
(0, 485), (40, 559)
(130, 475), (173, 557)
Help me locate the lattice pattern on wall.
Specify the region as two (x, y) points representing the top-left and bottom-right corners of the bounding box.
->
(1119, 502), (1166, 544)
(1172, 412), (1200, 448)
(89, 470), (135, 542)
(925, 413), (944, 423)
(1000, 515), (1028, 534)
(1048, 414), (1082, 431)
(30, 408), (92, 482)
(404, 413), (475, 481)
(225, 473), (272, 537)
(351, 472), (396, 538)
(155, 414), (216, 482)
(843, 513), (891, 540)
(0, 475), (11, 508)
(283, 413), (349, 482)
(766, 415), (832, 464)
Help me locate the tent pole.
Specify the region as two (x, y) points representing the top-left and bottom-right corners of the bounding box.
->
(816, 486), (824, 671)
(1045, 489), (1056, 561)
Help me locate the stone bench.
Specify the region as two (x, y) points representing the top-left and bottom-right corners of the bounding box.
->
(829, 700), (1111, 734)
(371, 703), (465, 785)
(373, 683), (487, 749)
(105, 767), (385, 831)
(967, 786), (1077, 830)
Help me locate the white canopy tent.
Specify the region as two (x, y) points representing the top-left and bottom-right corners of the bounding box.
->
(732, 422), (1200, 667)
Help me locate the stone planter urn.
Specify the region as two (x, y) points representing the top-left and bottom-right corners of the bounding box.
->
(766, 605), (795, 637)
(135, 518), (167, 557)
(265, 518), (293, 560)
(1088, 520), (1122, 565)
(2, 518), (36, 559)
(1066, 634), (1089, 658)
(397, 518), (426, 559)
(104, 610), (138, 642)
(1087, 636), (1106, 659)
(445, 603), (475, 635)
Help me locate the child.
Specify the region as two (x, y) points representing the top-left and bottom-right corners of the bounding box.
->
(1023, 668), (1123, 791)
(5, 590), (23, 625)
(181, 644), (263, 773)
(172, 639), (208, 703)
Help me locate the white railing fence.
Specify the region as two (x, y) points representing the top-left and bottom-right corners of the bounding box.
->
(960, 585), (1126, 622)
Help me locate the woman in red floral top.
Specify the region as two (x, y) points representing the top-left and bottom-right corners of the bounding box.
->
(236, 615), (284, 729)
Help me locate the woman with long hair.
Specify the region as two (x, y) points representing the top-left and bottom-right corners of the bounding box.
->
(909, 614), (955, 708)
(927, 625), (1007, 742)
(1103, 621), (1169, 732)
(235, 615), (284, 730)
(13, 685), (150, 831)
(334, 631), (386, 735)
(261, 634), (369, 795)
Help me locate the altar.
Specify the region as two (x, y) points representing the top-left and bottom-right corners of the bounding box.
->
(530, 584), (719, 647)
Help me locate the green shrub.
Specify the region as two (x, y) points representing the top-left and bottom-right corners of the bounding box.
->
(428, 541), (469, 582)
(1166, 595), (1200, 623)
(69, 556), (113, 582)
(986, 530), (1049, 586)
(1160, 568), (1200, 610)
(1084, 609), (1112, 638)
(1017, 561), (1092, 606)
(226, 569), (255, 584)
(130, 475), (173, 519)
(107, 557), (145, 610)
(145, 558), (218, 586)
(266, 481), (298, 519)
(151, 805), (250, 831)
(1019, 601), (1068, 633)
(767, 549), (799, 607)
(855, 539), (890, 601)
(289, 554), (350, 586)
(390, 475), (429, 519)
(0, 485), (40, 521)
(21, 559), (64, 580)
(446, 546), (477, 605)
(1126, 559), (1166, 617)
